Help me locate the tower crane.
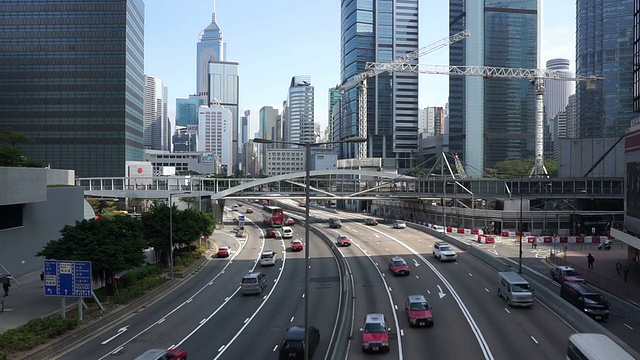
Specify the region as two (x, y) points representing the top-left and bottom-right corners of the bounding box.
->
(334, 30), (471, 159)
(365, 63), (603, 177)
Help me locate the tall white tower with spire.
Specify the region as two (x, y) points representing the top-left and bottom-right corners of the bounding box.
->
(196, 0), (225, 97)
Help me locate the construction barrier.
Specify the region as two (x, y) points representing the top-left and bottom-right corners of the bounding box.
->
(485, 236), (495, 244)
(457, 228), (465, 234)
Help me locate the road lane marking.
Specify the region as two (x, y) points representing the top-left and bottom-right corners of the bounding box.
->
(485, 288), (490, 293)
(394, 304), (398, 310)
(624, 323), (634, 330)
(427, 289), (431, 295)
(218, 345), (225, 352)
(531, 336), (538, 344)
(504, 308), (510, 314)
(273, 345), (278, 352)
(400, 329), (405, 336)
(437, 285), (447, 299)
(100, 326), (129, 345)
(469, 273), (473, 277)
(290, 317), (294, 322)
(157, 318), (166, 324)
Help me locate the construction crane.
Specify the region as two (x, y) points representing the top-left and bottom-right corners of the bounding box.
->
(334, 30), (471, 159)
(365, 63), (603, 177)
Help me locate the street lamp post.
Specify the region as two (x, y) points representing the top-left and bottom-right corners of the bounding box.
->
(169, 191), (191, 278)
(253, 136), (366, 360)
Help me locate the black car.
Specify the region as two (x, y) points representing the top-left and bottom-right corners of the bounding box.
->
(279, 326), (320, 360)
(560, 281), (609, 321)
(328, 218), (342, 228)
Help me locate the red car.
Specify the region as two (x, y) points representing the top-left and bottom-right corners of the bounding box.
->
(217, 246), (230, 258)
(135, 348), (187, 360)
(337, 234), (351, 247)
(361, 314), (390, 353)
(388, 256), (410, 276)
(550, 265), (585, 283)
(246, 208), (254, 214)
(285, 218), (295, 226)
(405, 295), (433, 327)
(365, 218), (379, 226)
(265, 228), (277, 238)
(291, 239), (304, 252)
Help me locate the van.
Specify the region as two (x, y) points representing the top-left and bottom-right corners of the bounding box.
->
(497, 271), (534, 307)
(282, 226), (293, 239)
(278, 326), (320, 360)
(260, 250), (278, 266)
(560, 281), (609, 321)
(328, 218), (342, 228)
(240, 272), (267, 295)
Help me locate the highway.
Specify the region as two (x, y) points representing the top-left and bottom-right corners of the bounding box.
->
(52, 203), (342, 360)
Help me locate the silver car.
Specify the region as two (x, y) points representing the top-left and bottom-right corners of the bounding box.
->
(393, 220), (407, 229)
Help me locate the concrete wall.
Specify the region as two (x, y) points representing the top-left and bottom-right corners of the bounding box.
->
(46, 169), (75, 186)
(0, 187), (85, 278)
(0, 167), (47, 205)
(558, 137), (625, 177)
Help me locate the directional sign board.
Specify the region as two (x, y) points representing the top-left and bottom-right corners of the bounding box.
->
(238, 215), (245, 222)
(44, 260), (92, 297)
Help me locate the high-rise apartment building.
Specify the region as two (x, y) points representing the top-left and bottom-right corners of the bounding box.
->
(0, 0), (145, 177)
(338, 0), (419, 168)
(419, 107), (444, 137)
(565, 94), (578, 139)
(286, 76), (315, 146)
(196, 3), (225, 98)
(576, 0), (634, 138)
(198, 105), (232, 175)
(449, 0), (539, 177)
(144, 75), (169, 151)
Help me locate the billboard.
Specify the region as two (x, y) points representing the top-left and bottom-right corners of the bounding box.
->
(202, 152), (214, 164)
(187, 125), (198, 133)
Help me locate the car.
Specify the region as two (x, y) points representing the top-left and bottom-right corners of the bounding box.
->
(282, 226), (293, 239)
(278, 326), (320, 360)
(550, 265), (585, 283)
(237, 203), (243, 207)
(260, 250), (278, 266)
(433, 242), (457, 262)
(298, 201), (306, 207)
(365, 218), (378, 226)
(231, 205), (239, 211)
(246, 208), (254, 214)
(291, 239), (304, 252)
(361, 313), (390, 353)
(260, 200), (269, 205)
(217, 246), (230, 258)
(388, 256), (410, 276)
(405, 295), (433, 327)
(285, 217), (295, 226)
(328, 218), (342, 228)
(337, 234), (351, 247)
(392, 220), (407, 229)
(135, 348), (187, 360)
(265, 228), (277, 238)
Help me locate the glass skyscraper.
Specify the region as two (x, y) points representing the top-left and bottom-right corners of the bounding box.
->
(577, 0), (635, 138)
(196, 4), (225, 98)
(176, 97), (206, 127)
(449, 0), (538, 177)
(338, 0), (419, 168)
(287, 76), (315, 146)
(0, 0), (145, 177)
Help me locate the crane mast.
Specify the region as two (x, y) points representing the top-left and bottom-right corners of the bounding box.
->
(365, 63), (602, 177)
(335, 30), (471, 158)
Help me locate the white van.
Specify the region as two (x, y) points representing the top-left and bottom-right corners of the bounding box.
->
(260, 250), (278, 266)
(497, 271), (534, 307)
(282, 226), (293, 239)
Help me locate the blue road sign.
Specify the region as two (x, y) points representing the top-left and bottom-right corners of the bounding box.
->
(44, 260), (92, 297)
(238, 215), (245, 222)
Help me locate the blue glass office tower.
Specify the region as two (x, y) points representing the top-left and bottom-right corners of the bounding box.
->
(577, 0), (634, 138)
(196, 3), (225, 98)
(339, 0), (419, 168)
(449, 0), (538, 177)
(0, 0), (145, 177)
(176, 97), (206, 127)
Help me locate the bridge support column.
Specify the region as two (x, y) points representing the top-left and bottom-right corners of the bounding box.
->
(213, 199), (225, 228)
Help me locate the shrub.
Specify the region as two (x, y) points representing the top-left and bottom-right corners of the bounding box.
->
(110, 277), (167, 304)
(0, 317), (77, 354)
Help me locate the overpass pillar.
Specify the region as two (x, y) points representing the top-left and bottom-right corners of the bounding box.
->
(213, 199), (225, 228)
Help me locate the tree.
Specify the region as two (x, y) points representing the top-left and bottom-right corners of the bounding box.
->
(36, 216), (147, 295)
(0, 127), (35, 167)
(85, 198), (118, 217)
(485, 159), (559, 179)
(141, 204), (215, 265)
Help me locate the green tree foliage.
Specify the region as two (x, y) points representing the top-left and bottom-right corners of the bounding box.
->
(36, 216), (147, 295)
(85, 198), (118, 217)
(0, 127), (36, 167)
(485, 159), (559, 179)
(141, 204), (215, 265)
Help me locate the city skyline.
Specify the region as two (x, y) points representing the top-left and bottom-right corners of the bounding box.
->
(145, 0), (576, 135)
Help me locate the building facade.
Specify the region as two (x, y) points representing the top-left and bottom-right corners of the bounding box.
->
(265, 149), (306, 176)
(338, 0), (419, 168)
(544, 59), (574, 122)
(196, 3), (225, 98)
(286, 76), (315, 146)
(208, 61), (240, 174)
(173, 127), (198, 152)
(144, 150), (218, 175)
(198, 105), (233, 175)
(144, 75), (169, 151)
(449, 0), (539, 177)
(576, 0), (635, 138)
(635, 0), (640, 112)
(176, 97), (206, 127)
(0, 0), (145, 177)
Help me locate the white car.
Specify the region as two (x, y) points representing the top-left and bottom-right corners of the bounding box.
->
(392, 220), (407, 229)
(260, 250), (278, 266)
(433, 242), (457, 262)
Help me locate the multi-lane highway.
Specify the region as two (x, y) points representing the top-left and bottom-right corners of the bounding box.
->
(50, 200), (639, 359)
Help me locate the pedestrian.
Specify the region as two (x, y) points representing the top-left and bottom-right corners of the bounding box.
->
(533, 241), (537, 249)
(2, 278), (10, 297)
(587, 253), (595, 269)
(40, 271), (44, 285)
(623, 266), (630, 283)
(616, 262), (622, 276)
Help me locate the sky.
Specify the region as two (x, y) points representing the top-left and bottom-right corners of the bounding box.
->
(145, 0), (576, 137)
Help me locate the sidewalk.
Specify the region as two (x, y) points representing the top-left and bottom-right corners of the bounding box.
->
(0, 270), (61, 334)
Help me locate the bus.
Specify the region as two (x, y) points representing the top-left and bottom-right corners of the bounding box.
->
(263, 205), (284, 228)
(567, 333), (635, 360)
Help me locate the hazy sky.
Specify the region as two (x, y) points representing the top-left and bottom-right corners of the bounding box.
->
(145, 0), (576, 135)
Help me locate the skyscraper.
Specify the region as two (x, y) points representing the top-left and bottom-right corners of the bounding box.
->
(196, 1), (225, 98)
(144, 75), (169, 151)
(198, 105), (232, 175)
(449, 0), (539, 177)
(208, 61), (239, 174)
(286, 76), (315, 146)
(176, 97), (206, 127)
(259, 106), (279, 174)
(544, 59), (574, 124)
(576, 0), (634, 138)
(0, 0), (145, 177)
(338, 0), (419, 168)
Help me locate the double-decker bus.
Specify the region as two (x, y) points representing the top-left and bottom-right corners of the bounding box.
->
(263, 205), (284, 227)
